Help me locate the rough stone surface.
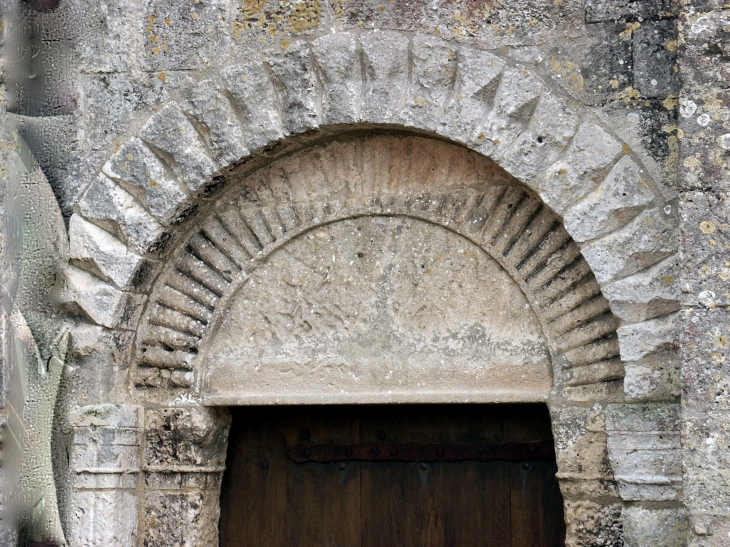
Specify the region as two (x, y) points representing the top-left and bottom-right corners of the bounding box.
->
(622, 505), (688, 547)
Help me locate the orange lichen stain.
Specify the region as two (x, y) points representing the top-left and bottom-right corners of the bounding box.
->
(379, 5), (385, 11)
(164, 17), (171, 26)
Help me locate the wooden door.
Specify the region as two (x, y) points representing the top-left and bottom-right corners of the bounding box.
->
(219, 405), (565, 547)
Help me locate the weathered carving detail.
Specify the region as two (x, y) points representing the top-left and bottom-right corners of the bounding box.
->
(132, 136), (621, 393)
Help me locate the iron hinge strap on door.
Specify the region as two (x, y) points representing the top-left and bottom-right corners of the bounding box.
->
(287, 441), (556, 464)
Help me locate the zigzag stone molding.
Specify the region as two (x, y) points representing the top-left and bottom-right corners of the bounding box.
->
(65, 30), (680, 402)
(132, 136), (623, 393)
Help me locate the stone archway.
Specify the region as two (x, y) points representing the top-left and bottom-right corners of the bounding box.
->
(62, 30), (682, 547)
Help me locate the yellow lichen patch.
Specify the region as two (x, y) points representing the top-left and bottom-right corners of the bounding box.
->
(700, 220), (717, 235)
(609, 79), (620, 89)
(549, 58), (584, 93)
(126, 153), (134, 161)
(622, 144), (631, 154)
(147, 179), (160, 188)
(146, 15), (156, 33)
(712, 352), (726, 364)
(158, 72), (167, 81)
(663, 276), (676, 286)
(332, 0), (345, 17)
(619, 22), (641, 41)
(615, 86), (641, 103)
(665, 39), (678, 52)
(242, 0), (267, 21)
(663, 94), (678, 110)
(289, 0), (321, 32)
(280, 39), (291, 51)
(164, 16), (171, 26)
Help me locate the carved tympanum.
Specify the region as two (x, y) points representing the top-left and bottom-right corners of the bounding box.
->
(133, 136), (621, 397)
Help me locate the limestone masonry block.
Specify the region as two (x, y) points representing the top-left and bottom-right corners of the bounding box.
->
(622, 505), (688, 547)
(60, 266), (126, 328)
(399, 34), (458, 131)
(69, 214), (146, 290)
(498, 92), (580, 183)
(360, 31), (410, 124)
(77, 174), (167, 254)
(617, 312), (679, 362)
(103, 137), (188, 222)
(603, 256), (681, 323)
(266, 41), (320, 134)
(581, 206), (678, 284)
(563, 501), (623, 547)
(222, 62), (284, 150)
(539, 121), (624, 215)
(563, 155), (655, 243)
(623, 349), (681, 402)
(311, 33), (361, 125)
(472, 66), (544, 159)
(633, 19), (679, 99)
(69, 490), (138, 547)
(182, 83), (249, 167)
(606, 404), (682, 501)
(140, 103), (218, 193)
(441, 46), (505, 145)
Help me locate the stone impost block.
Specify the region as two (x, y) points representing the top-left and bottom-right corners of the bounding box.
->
(581, 206), (678, 285)
(72, 403), (143, 429)
(222, 62), (284, 151)
(603, 256), (681, 323)
(69, 214), (147, 290)
(539, 121), (624, 215)
(144, 407), (230, 470)
(78, 174), (168, 255)
(563, 155), (655, 243)
(181, 84), (248, 167)
(472, 66), (543, 159)
(606, 404), (682, 501)
(360, 30), (410, 124)
(311, 32), (361, 125)
(103, 137), (188, 222)
(140, 103), (219, 194)
(267, 41), (320, 135)
(498, 92), (580, 183)
(60, 266), (143, 329)
(398, 34), (458, 131)
(441, 46), (505, 145)
(622, 505), (689, 547)
(617, 312), (679, 362)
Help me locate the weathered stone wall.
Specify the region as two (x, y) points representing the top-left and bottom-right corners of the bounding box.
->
(1, 0), (726, 546)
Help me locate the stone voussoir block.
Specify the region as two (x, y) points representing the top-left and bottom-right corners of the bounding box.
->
(103, 137), (189, 223)
(59, 266), (129, 328)
(140, 103), (219, 194)
(440, 45), (505, 145)
(538, 121), (624, 215)
(266, 40), (320, 135)
(617, 312), (680, 362)
(221, 61), (285, 151)
(311, 32), (361, 125)
(563, 155), (655, 243)
(498, 91), (581, 183)
(181, 82), (249, 168)
(78, 174), (168, 255)
(69, 214), (148, 290)
(581, 205), (678, 285)
(471, 65), (544, 159)
(603, 255), (681, 323)
(398, 33), (458, 132)
(360, 30), (410, 125)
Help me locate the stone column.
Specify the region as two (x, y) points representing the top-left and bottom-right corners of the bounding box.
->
(68, 404), (143, 546)
(141, 406), (230, 547)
